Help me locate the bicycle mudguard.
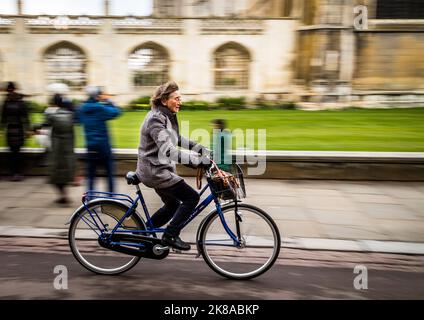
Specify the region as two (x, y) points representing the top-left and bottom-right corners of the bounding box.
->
(65, 203), (86, 225)
(65, 198), (144, 226)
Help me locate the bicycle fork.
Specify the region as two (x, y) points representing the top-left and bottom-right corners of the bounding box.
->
(234, 200), (245, 247)
(195, 201), (244, 258)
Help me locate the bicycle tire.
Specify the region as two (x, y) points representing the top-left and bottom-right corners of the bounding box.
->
(198, 203), (281, 280)
(68, 199), (146, 275)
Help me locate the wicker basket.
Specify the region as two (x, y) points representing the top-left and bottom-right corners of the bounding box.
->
(210, 164), (246, 201)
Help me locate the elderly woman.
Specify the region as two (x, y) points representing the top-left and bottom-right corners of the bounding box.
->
(136, 81), (210, 251)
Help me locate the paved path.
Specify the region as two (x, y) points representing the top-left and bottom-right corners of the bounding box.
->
(1, 238), (423, 299)
(0, 176), (424, 252)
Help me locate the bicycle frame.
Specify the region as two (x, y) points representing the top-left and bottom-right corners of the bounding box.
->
(79, 179), (241, 250)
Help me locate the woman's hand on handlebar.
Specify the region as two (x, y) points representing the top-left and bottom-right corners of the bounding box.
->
(198, 155), (213, 170)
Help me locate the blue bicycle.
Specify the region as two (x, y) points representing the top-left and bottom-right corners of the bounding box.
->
(67, 162), (281, 280)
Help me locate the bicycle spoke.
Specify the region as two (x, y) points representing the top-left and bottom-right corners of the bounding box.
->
(200, 204), (280, 280)
(69, 201), (145, 275)
(79, 214), (101, 236)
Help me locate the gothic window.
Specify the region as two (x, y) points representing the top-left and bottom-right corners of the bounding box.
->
(194, 0), (211, 16)
(376, 0), (424, 19)
(156, 0), (180, 16)
(44, 42), (87, 89)
(128, 43), (169, 87)
(214, 43), (250, 90)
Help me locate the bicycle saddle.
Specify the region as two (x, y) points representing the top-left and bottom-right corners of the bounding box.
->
(125, 171), (140, 185)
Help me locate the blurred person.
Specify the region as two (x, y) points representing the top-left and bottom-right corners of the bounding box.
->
(0, 82), (30, 181)
(211, 118), (232, 172)
(136, 81), (211, 251)
(44, 90), (76, 205)
(34, 83), (72, 165)
(76, 86), (121, 193)
(44, 83), (83, 187)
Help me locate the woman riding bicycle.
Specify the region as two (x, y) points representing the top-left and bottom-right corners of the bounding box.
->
(68, 81), (281, 279)
(136, 81), (211, 251)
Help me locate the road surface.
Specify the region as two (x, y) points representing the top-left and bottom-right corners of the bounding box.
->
(0, 237), (423, 300)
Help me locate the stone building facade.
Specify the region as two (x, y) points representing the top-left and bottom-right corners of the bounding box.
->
(294, 0), (424, 107)
(0, 0), (423, 107)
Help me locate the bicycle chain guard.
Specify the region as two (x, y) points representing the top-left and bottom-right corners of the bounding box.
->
(98, 233), (170, 260)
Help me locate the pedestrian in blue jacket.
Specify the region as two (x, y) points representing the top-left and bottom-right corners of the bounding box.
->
(77, 86), (121, 193)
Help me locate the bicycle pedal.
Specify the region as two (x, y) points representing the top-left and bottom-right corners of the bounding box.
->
(152, 244), (169, 255)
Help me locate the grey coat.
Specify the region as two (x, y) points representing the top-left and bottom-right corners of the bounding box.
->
(136, 105), (207, 189)
(46, 107), (76, 185)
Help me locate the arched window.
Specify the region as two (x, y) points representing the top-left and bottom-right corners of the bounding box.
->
(44, 42), (87, 89)
(128, 43), (169, 87)
(214, 43), (250, 89)
(376, 0), (424, 19)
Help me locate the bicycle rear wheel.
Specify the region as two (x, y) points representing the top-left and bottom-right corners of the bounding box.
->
(198, 204), (280, 280)
(68, 199), (146, 275)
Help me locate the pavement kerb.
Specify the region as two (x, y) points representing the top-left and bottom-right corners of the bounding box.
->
(1, 225), (424, 255)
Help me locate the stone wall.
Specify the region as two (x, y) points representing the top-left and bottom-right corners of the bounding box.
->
(353, 32), (424, 91)
(1, 0), (423, 108)
(1, 149), (423, 181)
(293, 0), (424, 108)
(0, 15), (296, 105)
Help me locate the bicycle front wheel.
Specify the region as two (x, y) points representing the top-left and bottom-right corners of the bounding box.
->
(68, 199), (145, 275)
(198, 204), (281, 280)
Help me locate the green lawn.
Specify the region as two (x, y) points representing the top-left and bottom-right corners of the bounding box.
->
(3, 108), (424, 151)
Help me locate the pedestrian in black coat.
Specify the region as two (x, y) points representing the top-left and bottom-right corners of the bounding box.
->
(1, 82), (30, 181)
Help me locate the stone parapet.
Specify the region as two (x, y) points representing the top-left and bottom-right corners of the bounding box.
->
(1, 148), (423, 181)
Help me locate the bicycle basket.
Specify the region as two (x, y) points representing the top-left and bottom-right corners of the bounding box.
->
(210, 164), (246, 201)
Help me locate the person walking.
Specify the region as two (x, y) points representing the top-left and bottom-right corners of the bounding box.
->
(211, 118), (232, 172)
(76, 86), (121, 193)
(136, 81), (211, 251)
(44, 90), (76, 204)
(1, 82), (30, 181)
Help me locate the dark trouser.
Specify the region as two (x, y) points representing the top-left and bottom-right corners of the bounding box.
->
(55, 183), (66, 196)
(151, 180), (200, 237)
(86, 144), (115, 193)
(9, 145), (22, 176)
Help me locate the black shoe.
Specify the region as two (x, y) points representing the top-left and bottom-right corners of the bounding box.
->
(10, 174), (24, 182)
(162, 233), (191, 251)
(54, 197), (71, 205)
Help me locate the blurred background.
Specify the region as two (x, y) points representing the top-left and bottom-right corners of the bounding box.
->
(0, 0), (424, 300)
(0, 0), (422, 107)
(0, 0), (423, 153)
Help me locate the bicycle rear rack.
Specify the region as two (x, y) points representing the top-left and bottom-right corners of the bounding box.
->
(82, 190), (135, 207)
